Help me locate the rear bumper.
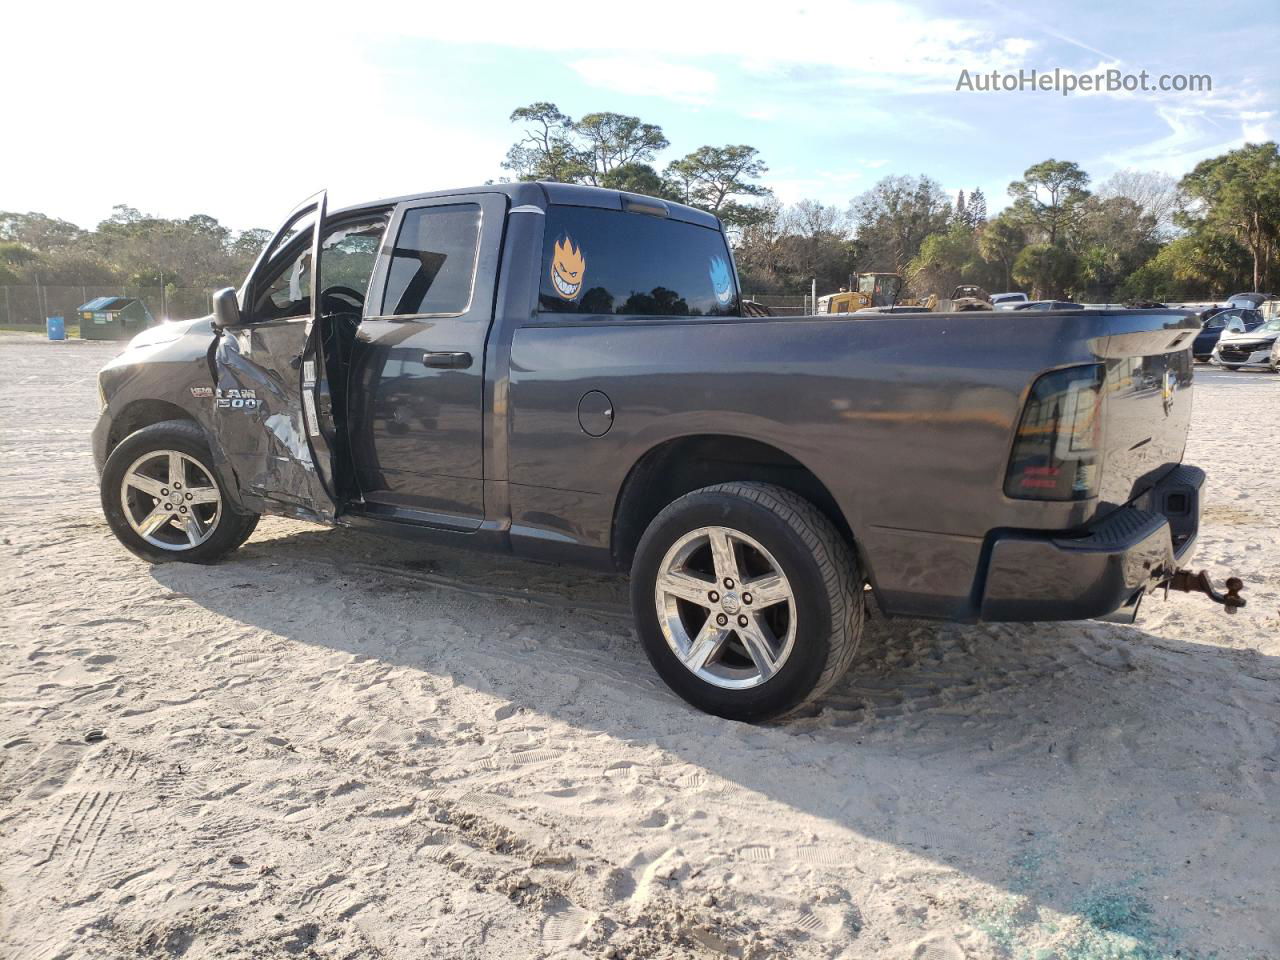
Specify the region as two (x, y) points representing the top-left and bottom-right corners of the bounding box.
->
(980, 464), (1203, 621)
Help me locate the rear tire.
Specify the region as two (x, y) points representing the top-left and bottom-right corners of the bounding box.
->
(630, 482), (864, 722)
(101, 420), (258, 564)
(1223, 365), (1241, 371)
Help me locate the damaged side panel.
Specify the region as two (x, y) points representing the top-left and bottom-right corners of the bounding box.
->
(207, 321), (337, 523)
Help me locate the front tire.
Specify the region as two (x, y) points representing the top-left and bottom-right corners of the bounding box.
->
(101, 420), (258, 564)
(631, 482), (864, 722)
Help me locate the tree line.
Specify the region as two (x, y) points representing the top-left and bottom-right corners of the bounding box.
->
(0, 206), (271, 297)
(501, 103), (1280, 302)
(3, 106), (1276, 312)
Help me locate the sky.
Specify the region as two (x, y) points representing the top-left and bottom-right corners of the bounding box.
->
(3, 0), (1277, 234)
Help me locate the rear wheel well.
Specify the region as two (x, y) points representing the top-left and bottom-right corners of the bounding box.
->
(612, 435), (855, 569)
(107, 400), (198, 456)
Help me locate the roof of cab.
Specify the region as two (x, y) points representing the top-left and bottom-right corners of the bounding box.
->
(331, 182), (723, 231)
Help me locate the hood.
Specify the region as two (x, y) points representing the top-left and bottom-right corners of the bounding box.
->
(127, 314), (216, 349)
(1218, 325), (1279, 344)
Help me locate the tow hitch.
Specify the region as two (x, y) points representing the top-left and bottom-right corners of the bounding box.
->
(1162, 569), (1247, 613)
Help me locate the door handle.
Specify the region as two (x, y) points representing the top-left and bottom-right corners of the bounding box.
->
(422, 351), (472, 369)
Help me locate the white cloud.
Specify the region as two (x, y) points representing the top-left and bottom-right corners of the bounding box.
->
(377, 0), (1036, 88)
(0, 2), (510, 230)
(4, 0), (1276, 228)
(1241, 111), (1275, 142)
(1099, 106), (1251, 175)
(771, 170), (866, 204)
(569, 57), (718, 105)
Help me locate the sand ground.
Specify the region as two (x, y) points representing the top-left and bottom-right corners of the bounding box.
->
(1, 333), (1277, 960)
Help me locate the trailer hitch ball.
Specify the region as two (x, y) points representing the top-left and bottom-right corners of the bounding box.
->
(1164, 569), (1247, 613)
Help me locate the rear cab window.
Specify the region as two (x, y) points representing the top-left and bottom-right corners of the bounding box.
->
(537, 206), (738, 318)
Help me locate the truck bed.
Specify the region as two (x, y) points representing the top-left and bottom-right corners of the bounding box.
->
(506, 308), (1201, 620)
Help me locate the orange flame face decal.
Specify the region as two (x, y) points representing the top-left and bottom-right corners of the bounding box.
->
(550, 235), (586, 300)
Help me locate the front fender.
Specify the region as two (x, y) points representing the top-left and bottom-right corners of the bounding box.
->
(93, 320), (251, 513)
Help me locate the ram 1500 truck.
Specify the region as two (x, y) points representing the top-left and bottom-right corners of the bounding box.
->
(94, 183), (1232, 721)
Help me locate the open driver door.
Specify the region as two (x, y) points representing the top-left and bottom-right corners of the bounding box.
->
(207, 191), (345, 523)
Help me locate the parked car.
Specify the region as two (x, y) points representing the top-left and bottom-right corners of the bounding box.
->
(1212, 314), (1280, 371)
(1012, 300), (1086, 311)
(951, 285), (993, 311)
(990, 292), (1029, 309)
(931, 284), (993, 312)
(1226, 292), (1275, 310)
(1192, 307), (1259, 361)
(1193, 309), (1225, 360)
(94, 182), (1210, 721)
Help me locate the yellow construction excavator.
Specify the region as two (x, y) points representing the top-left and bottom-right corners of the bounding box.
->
(815, 273), (922, 313)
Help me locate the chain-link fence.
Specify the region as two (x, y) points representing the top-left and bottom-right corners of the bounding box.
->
(0, 285), (217, 327)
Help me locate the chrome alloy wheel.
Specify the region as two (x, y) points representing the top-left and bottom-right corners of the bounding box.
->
(654, 526), (797, 689)
(119, 450), (222, 551)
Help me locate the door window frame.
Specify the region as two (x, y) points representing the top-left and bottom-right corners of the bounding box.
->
(365, 193), (506, 323)
(240, 202), (392, 327)
(239, 193), (324, 323)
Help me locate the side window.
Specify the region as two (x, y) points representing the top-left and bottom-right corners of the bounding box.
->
(256, 241), (314, 321)
(381, 204), (481, 317)
(251, 215), (387, 322)
(318, 218), (386, 303)
(537, 206), (738, 317)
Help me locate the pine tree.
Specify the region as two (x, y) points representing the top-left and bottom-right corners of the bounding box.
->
(968, 188), (988, 227)
(955, 189), (967, 226)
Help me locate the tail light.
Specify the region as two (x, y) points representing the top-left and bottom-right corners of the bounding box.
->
(1005, 363), (1105, 501)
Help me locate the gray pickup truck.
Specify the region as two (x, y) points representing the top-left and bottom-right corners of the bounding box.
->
(93, 182), (1231, 721)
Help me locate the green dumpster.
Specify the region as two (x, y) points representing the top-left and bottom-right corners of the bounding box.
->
(77, 296), (155, 341)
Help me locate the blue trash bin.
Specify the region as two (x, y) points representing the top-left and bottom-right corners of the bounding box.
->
(47, 316), (66, 340)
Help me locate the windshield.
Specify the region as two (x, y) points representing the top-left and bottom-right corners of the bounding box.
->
(858, 274), (902, 307)
(1256, 317), (1280, 334)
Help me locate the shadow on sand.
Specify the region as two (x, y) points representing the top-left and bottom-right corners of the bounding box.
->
(151, 522), (1279, 957)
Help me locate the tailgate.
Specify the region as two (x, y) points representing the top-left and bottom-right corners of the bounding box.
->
(1094, 321), (1197, 511)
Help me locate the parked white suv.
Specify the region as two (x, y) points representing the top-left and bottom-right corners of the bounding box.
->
(990, 292), (1029, 310)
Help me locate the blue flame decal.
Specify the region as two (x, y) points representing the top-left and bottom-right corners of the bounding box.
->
(709, 256), (733, 305)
